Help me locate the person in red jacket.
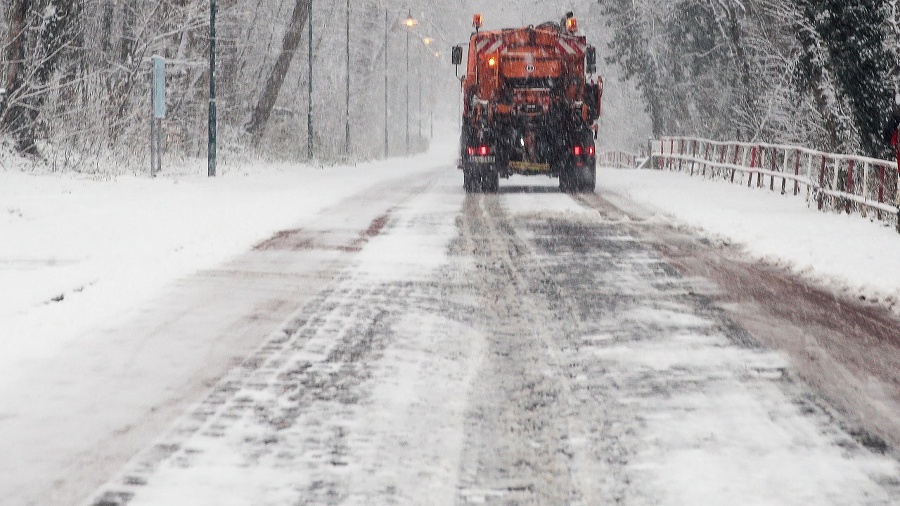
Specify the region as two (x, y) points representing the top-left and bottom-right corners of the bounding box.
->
(885, 101), (900, 232)
(882, 105), (900, 173)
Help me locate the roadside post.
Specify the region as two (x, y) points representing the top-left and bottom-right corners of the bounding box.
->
(151, 55), (166, 177)
(208, 0), (217, 177)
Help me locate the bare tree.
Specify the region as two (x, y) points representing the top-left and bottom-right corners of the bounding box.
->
(244, 0), (311, 138)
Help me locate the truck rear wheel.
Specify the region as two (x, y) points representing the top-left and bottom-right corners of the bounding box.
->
(482, 170), (500, 193)
(463, 169), (480, 193)
(577, 165), (596, 193)
(559, 167), (576, 193)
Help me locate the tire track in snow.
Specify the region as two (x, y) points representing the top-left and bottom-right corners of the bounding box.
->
(454, 193), (581, 505)
(452, 188), (900, 504)
(84, 171), (483, 506)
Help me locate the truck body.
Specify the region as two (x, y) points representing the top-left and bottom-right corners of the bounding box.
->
(452, 14), (602, 193)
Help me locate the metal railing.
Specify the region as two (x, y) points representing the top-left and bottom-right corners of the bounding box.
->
(652, 137), (900, 232)
(599, 151), (638, 169)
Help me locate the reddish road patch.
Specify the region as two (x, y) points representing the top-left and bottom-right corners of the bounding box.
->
(254, 212), (393, 253)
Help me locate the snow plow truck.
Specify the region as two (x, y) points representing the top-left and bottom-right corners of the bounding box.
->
(451, 12), (603, 193)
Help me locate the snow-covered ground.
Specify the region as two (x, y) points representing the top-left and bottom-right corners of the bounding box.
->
(0, 144), (454, 505)
(596, 167), (900, 312)
(2, 145), (900, 504)
(6, 159), (895, 387)
(0, 151), (444, 377)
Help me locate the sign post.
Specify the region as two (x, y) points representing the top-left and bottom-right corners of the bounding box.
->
(151, 55), (166, 177)
(307, 0), (314, 160)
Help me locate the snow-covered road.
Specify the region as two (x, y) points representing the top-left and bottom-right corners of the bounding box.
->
(87, 171), (899, 505)
(2, 149), (900, 505)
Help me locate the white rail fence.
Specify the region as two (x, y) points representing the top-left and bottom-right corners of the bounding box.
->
(598, 151), (639, 169)
(603, 137), (900, 232)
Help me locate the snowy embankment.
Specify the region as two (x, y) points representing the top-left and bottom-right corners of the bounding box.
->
(0, 149), (448, 383)
(596, 167), (900, 311)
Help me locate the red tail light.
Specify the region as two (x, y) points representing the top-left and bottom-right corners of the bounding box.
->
(478, 145), (490, 156)
(587, 145), (595, 156)
(467, 147), (475, 156)
(573, 145), (583, 156)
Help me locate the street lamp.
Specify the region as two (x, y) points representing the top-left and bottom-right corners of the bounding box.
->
(383, 10), (418, 158)
(417, 37), (434, 141)
(404, 11), (417, 155)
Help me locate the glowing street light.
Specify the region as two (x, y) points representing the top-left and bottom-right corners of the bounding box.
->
(404, 11), (417, 154)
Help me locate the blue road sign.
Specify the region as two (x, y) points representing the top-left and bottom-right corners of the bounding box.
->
(152, 56), (166, 119)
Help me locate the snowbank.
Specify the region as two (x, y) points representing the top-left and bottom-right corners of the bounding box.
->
(596, 167), (900, 311)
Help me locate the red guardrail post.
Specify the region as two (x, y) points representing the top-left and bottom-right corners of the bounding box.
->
(690, 140), (697, 175)
(718, 145), (726, 179)
(731, 145), (740, 183)
(748, 146), (758, 187)
(659, 139), (664, 170)
(770, 148), (777, 191)
(678, 139), (685, 172)
(794, 149), (801, 196)
(757, 147), (765, 188)
(669, 138), (675, 170)
(818, 156), (827, 210)
(845, 160), (855, 214)
(702, 143), (710, 177)
(780, 150), (788, 194)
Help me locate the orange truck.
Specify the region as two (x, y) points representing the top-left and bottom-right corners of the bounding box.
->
(451, 12), (602, 193)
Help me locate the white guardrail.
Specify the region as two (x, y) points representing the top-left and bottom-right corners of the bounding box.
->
(598, 151), (639, 169)
(604, 137), (900, 232)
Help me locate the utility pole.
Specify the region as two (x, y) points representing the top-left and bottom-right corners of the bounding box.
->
(418, 58), (422, 140)
(208, 0), (217, 177)
(307, 0), (313, 160)
(384, 9), (389, 158)
(406, 19), (410, 155)
(345, 0), (350, 157)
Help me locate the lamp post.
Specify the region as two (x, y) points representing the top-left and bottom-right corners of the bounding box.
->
(384, 9), (389, 158)
(383, 11), (417, 158)
(345, 0), (350, 157)
(307, 0), (313, 160)
(404, 12), (417, 155)
(406, 26), (409, 155)
(208, 0), (217, 177)
(421, 39), (432, 141)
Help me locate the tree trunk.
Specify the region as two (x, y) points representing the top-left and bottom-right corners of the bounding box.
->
(244, 0), (311, 137)
(4, 0), (29, 95)
(796, 24), (842, 151)
(720, 4), (760, 137)
(2, 0), (32, 153)
(2, 0), (81, 155)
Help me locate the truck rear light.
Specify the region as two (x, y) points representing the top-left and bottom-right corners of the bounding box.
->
(587, 145), (595, 156)
(573, 145), (583, 156)
(478, 145), (490, 156)
(467, 147), (475, 156)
